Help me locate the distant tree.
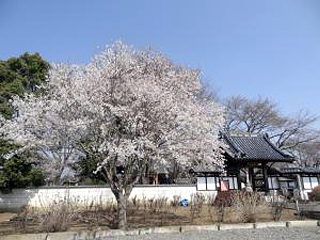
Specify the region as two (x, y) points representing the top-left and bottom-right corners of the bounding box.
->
(0, 53), (49, 191)
(270, 110), (319, 151)
(225, 96), (320, 165)
(1, 42), (226, 228)
(225, 96), (286, 134)
(294, 141), (320, 168)
(0, 52), (50, 118)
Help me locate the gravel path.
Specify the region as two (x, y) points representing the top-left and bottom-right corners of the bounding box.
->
(98, 227), (320, 240)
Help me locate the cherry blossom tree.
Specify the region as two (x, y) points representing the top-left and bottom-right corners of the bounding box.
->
(1, 42), (225, 228)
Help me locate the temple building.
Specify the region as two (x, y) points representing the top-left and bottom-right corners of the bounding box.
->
(193, 132), (320, 200)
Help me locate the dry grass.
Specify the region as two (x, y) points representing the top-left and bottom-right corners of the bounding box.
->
(0, 193), (300, 235)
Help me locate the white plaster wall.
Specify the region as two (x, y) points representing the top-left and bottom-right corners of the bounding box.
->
(0, 185), (217, 210)
(131, 186), (198, 200)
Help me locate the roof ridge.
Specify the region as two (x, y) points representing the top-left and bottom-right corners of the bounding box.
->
(227, 131), (261, 138)
(262, 134), (293, 159)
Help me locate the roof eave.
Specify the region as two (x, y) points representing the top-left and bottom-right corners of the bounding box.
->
(231, 158), (295, 163)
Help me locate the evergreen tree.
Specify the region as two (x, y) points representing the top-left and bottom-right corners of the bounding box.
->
(0, 52), (49, 191)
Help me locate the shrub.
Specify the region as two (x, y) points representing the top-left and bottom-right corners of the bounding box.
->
(211, 192), (233, 222)
(309, 186), (320, 201)
(12, 205), (36, 232)
(271, 201), (287, 221)
(270, 189), (291, 221)
(189, 193), (205, 222)
(128, 195), (140, 216)
(78, 200), (117, 229)
(206, 194), (218, 222)
(231, 191), (265, 223)
(39, 199), (75, 232)
(213, 191), (233, 207)
(153, 197), (168, 214)
(171, 195), (181, 208)
(12, 200), (76, 233)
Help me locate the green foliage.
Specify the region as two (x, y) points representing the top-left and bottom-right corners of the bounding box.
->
(75, 154), (106, 185)
(0, 52), (49, 191)
(73, 134), (108, 184)
(0, 52), (50, 119)
(0, 155), (45, 190)
(0, 138), (45, 191)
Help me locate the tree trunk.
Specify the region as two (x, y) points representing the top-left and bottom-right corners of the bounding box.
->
(111, 186), (132, 229)
(117, 189), (128, 229)
(106, 165), (143, 229)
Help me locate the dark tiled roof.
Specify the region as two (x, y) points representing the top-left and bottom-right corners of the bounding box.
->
(223, 132), (294, 162)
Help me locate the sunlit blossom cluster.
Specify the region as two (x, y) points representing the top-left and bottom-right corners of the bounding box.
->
(1, 42), (226, 183)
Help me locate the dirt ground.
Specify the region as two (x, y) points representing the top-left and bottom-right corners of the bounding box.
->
(0, 205), (300, 236)
(0, 212), (15, 222)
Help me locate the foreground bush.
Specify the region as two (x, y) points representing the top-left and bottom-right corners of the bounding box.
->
(231, 191), (266, 223)
(39, 200), (74, 232)
(189, 193), (206, 222)
(212, 192), (233, 222)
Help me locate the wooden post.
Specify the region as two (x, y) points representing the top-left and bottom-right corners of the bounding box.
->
(236, 164), (242, 190)
(246, 166), (253, 192)
(296, 174), (304, 200)
(155, 173), (158, 185)
(249, 167), (255, 191)
(262, 163), (269, 194)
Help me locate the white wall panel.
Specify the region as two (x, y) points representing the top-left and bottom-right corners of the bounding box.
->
(0, 185), (217, 211)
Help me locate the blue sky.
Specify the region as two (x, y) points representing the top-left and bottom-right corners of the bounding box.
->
(1, 0), (320, 128)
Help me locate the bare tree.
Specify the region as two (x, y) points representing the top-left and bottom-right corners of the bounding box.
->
(293, 141), (320, 168)
(225, 96), (286, 134)
(270, 110), (319, 151)
(225, 96), (320, 164)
